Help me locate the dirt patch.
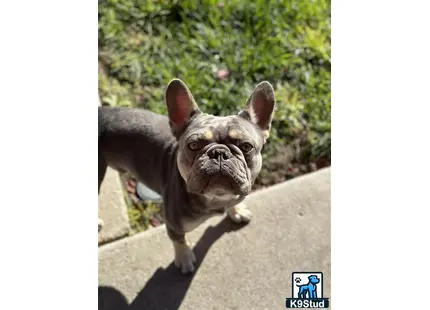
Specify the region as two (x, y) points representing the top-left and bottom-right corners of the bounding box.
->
(254, 144), (330, 190)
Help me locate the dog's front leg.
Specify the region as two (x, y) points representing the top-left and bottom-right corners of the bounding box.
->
(226, 202), (253, 223)
(311, 289), (317, 298)
(167, 228), (196, 274)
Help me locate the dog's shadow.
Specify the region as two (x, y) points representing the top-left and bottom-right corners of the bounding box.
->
(99, 217), (246, 310)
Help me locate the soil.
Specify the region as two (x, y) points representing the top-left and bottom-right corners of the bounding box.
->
(254, 144), (330, 190)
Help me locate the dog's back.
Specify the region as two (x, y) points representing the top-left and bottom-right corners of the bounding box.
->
(98, 106), (177, 194)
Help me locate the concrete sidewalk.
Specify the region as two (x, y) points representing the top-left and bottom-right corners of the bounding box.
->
(98, 167), (131, 245)
(98, 168), (331, 310)
(98, 96), (131, 245)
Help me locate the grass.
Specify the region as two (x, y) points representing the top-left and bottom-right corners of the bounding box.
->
(98, 0), (331, 232)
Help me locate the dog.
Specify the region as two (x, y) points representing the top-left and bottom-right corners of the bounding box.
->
(297, 275), (320, 298)
(98, 79), (275, 274)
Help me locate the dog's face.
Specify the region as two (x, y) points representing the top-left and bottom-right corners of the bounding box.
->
(176, 114), (264, 198)
(308, 275), (320, 284)
(165, 79), (275, 199)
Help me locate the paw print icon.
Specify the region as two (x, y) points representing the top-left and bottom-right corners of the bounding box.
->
(295, 277), (301, 284)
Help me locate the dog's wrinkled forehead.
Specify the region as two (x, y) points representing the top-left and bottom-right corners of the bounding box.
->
(185, 114), (262, 143)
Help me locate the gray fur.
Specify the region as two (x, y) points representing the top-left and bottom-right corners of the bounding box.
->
(99, 79), (275, 272)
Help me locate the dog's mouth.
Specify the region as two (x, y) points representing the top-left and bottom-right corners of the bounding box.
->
(203, 174), (240, 194)
(187, 169), (250, 197)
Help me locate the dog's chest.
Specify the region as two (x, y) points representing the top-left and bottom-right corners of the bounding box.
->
(180, 208), (225, 232)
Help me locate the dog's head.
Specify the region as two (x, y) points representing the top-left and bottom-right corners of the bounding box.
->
(165, 79), (275, 200)
(308, 275), (320, 284)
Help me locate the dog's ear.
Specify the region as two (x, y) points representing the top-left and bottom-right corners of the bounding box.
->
(165, 79), (201, 137)
(238, 81), (276, 140)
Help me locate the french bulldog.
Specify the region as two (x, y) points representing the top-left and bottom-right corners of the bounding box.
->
(98, 79), (275, 274)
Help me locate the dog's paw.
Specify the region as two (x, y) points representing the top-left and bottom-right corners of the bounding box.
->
(98, 218), (104, 232)
(227, 203), (252, 224)
(174, 242), (196, 274)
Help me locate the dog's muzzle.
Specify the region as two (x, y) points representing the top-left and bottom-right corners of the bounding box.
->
(186, 145), (251, 195)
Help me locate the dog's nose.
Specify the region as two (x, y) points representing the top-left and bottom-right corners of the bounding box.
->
(209, 148), (231, 161)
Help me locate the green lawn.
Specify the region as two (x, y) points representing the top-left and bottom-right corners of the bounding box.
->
(98, 0), (331, 232)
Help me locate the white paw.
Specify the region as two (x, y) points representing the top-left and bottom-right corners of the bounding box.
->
(174, 243), (196, 274)
(227, 203), (253, 223)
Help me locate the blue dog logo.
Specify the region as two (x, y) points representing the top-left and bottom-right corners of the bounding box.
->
(286, 272), (329, 308)
(296, 275), (320, 299)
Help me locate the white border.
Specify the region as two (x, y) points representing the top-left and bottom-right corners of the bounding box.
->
(0, 1), (96, 309)
(333, 0), (430, 309)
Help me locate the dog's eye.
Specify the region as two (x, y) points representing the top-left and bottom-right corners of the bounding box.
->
(188, 141), (200, 150)
(240, 142), (253, 153)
